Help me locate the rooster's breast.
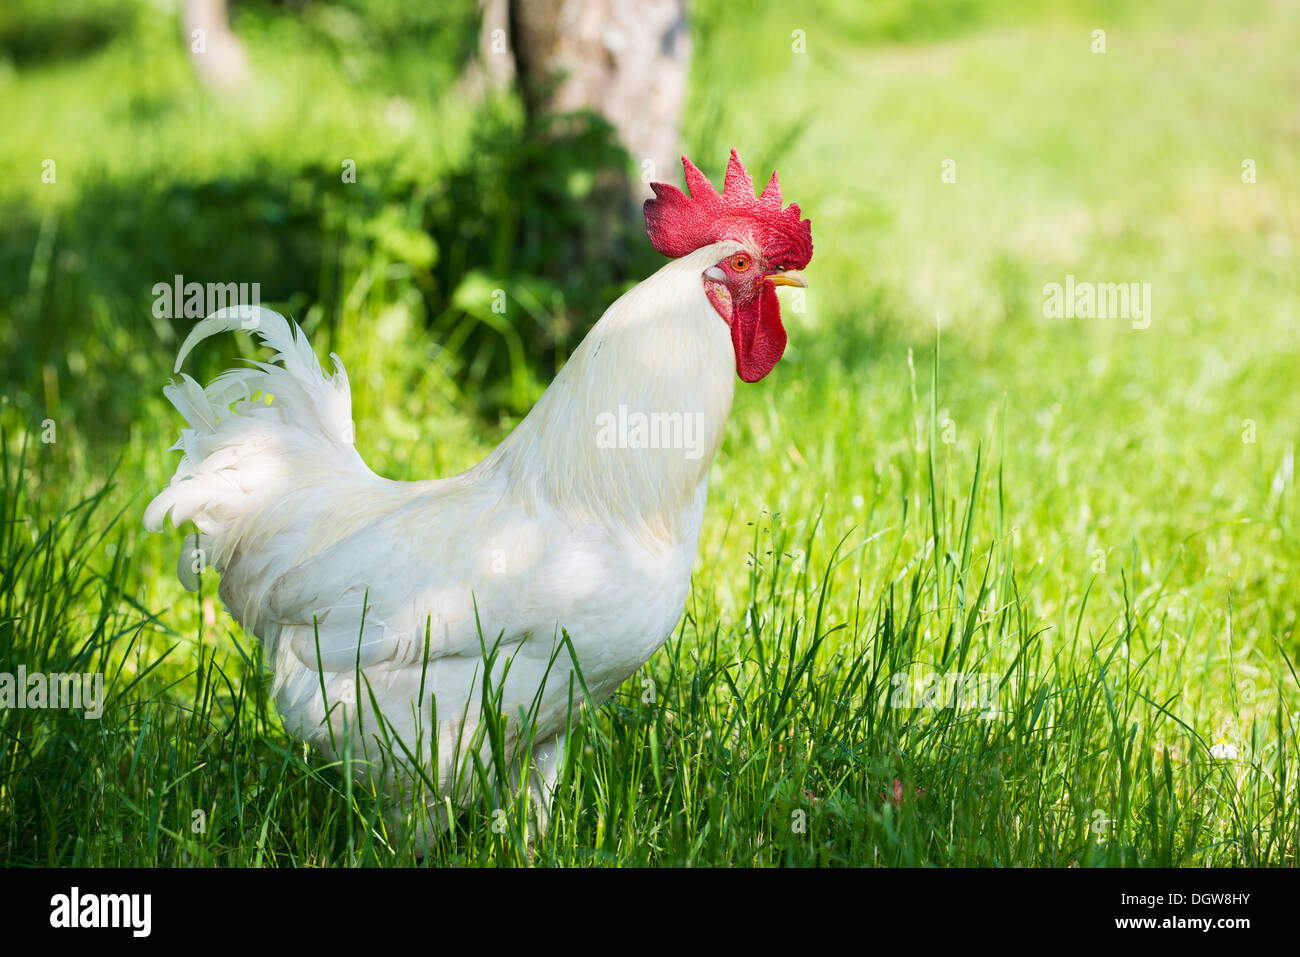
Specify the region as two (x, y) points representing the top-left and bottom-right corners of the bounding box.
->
(519, 481), (708, 706)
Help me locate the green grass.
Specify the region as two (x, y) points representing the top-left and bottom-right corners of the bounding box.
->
(1, 0), (1298, 865)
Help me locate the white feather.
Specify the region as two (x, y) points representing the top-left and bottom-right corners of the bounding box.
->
(145, 242), (746, 831)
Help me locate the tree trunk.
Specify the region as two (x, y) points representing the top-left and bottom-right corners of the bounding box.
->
(506, 0), (692, 197)
(185, 0), (251, 92)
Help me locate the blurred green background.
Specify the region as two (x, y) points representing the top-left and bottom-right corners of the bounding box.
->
(1, 0), (1298, 865)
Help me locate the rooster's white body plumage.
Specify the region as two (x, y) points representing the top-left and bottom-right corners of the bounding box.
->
(145, 241), (747, 833)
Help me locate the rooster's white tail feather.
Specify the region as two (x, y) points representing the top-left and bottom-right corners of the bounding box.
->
(145, 306), (369, 598)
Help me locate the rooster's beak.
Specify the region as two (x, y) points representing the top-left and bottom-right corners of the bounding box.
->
(768, 270), (806, 288)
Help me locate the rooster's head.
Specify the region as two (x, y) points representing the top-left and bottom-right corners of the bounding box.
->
(644, 149), (813, 382)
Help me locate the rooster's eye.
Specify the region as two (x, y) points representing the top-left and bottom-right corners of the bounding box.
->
(731, 255), (750, 271)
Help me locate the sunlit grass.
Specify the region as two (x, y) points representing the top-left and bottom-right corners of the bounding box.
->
(2, 0), (1298, 865)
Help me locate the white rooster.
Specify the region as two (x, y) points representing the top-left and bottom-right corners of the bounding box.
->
(145, 150), (814, 841)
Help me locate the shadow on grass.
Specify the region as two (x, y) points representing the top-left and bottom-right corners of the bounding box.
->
(0, 108), (664, 443)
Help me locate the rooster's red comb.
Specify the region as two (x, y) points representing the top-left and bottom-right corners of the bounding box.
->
(644, 150), (813, 270)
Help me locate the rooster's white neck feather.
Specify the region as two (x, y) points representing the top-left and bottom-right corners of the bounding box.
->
(481, 241), (744, 544)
